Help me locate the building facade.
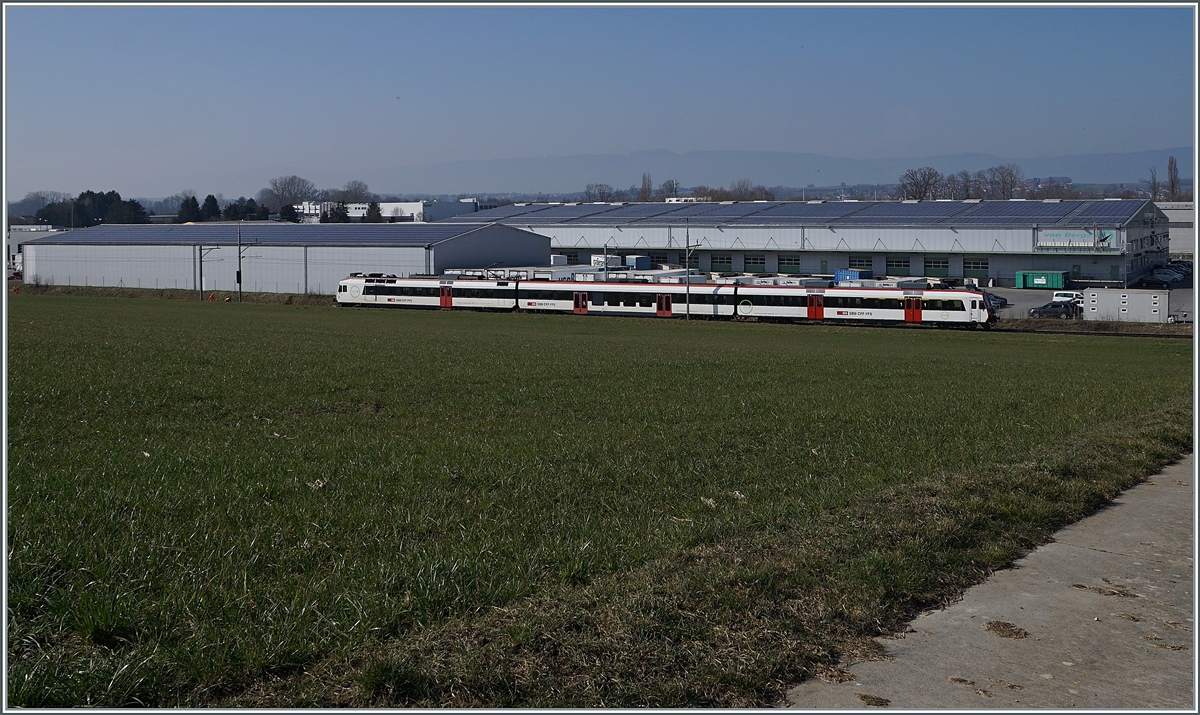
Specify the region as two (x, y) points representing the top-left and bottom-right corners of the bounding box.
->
(441, 199), (1168, 287)
(21, 223), (549, 294)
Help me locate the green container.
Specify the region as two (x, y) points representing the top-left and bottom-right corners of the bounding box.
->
(1015, 270), (1068, 289)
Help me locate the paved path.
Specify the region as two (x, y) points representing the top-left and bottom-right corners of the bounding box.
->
(785, 455), (1195, 709)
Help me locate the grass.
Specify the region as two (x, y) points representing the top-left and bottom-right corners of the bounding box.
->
(6, 294), (1193, 706)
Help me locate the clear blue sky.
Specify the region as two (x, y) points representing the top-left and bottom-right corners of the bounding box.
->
(4, 4), (1195, 198)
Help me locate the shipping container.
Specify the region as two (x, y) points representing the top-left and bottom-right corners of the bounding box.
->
(1015, 270), (1069, 289)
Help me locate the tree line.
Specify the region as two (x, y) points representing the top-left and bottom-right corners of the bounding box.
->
(584, 174), (777, 202)
(895, 155), (1189, 202)
(33, 190), (150, 228)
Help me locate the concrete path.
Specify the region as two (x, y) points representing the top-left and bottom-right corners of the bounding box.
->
(785, 455), (1195, 709)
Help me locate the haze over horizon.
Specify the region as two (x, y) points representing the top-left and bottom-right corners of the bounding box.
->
(4, 5), (1195, 200)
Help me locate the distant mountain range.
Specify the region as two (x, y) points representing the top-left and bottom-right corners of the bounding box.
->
(376, 147), (1193, 195)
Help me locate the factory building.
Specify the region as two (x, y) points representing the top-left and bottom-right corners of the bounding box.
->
(1156, 201), (1194, 259)
(441, 199), (1168, 288)
(296, 198), (479, 223)
(20, 222), (549, 294)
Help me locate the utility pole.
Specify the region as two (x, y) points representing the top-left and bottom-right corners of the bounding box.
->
(685, 218), (691, 320)
(237, 222), (243, 302)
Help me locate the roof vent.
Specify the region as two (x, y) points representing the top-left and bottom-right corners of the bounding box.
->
(1042, 199), (1061, 203)
(963, 199), (982, 203)
(807, 200), (825, 204)
(902, 199), (920, 203)
(1008, 198), (1027, 201)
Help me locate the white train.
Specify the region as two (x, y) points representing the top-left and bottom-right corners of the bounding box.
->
(336, 273), (995, 327)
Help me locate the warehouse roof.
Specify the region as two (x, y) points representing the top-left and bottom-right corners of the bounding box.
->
(21, 222), (497, 247)
(441, 199), (1154, 227)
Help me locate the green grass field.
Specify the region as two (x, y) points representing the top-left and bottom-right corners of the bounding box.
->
(6, 295), (1192, 706)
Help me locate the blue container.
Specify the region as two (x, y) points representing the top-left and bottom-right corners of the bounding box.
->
(835, 268), (872, 282)
(625, 255), (650, 270)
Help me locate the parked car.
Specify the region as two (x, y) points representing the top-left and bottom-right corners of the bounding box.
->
(1051, 291), (1084, 305)
(1151, 269), (1185, 282)
(1135, 277), (1172, 289)
(1168, 260), (1192, 274)
(1029, 302), (1076, 319)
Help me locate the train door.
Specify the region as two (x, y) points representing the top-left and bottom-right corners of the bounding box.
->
(969, 297), (982, 323)
(807, 294), (824, 320)
(904, 297), (922, 323)
(655, 293), (672, 317)
(573, 292), (589, 315)
(439, 285), (453, 309)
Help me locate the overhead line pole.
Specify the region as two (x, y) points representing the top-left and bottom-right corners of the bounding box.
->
(685, 218), (691, 320)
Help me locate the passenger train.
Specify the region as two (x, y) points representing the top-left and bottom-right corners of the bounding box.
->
(337, 273), (995, 328)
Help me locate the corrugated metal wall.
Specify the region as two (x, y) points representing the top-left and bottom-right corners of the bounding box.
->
(24, 244), (429, 294)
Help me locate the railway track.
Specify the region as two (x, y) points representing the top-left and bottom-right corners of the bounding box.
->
(990, 326), (1193, 339)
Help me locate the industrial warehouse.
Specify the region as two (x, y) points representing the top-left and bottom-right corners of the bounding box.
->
(19, 222), (549, 294)
(16, 198), (1174, 294)
(439, 198), (1170, 289)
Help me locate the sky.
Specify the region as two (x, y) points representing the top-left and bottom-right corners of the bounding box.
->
(3, 4), (1196, 199)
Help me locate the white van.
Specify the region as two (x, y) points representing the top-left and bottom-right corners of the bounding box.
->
(1052, 291), (1084, 305)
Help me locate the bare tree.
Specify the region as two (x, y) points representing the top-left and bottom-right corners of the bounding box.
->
(1149, 167), (1160, 201)
(584, 183), (615, 202)
(1167, 156), (1180, 200)
(148, 190), (196, 216)
(937, 171), (977, 200)
(638, 173), (653, 202)
(259, 175), (316, 212)
(896, 167), (942, 200)
(341, 180), (376, 203)
(656, 179), (680, 200)
(984, 164), (1025, 199)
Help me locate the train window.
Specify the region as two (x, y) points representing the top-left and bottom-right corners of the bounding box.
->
(862, 298), (880, 309)
(825, 296), (842, 308)
(364, 285), (377, 295)
(882, 298), (902, 310)
(591, 293), (604, 306)
(639, 294), (653, 307)
(946, 300), (965, 311)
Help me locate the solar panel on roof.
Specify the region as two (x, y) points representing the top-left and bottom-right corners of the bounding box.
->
(508, 204), (626, 223)
(680, 202), (782, 222)
(830, 201), (977, 224)
(565, 203), (693, 223)
(440, 203), (559, 222)
(1057, 200), (1145, 224)
(945, 200), (1083, 224)
(728, 201), (877, 222)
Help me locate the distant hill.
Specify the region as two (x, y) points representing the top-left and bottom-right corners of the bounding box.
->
(373, 147), (1193, 195)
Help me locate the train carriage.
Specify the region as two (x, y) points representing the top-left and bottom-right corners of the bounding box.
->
(336, 273), (993, 328)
